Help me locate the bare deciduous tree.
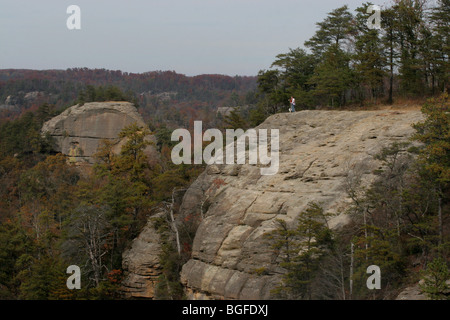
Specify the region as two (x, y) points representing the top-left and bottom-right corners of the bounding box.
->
(63, 205), (111, 287)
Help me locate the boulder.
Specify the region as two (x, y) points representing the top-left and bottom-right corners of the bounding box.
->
(41, 101), (157, 163)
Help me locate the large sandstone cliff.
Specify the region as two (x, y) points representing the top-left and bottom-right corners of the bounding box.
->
(123, 109), (424, 300)
(41, 101), (157, 163)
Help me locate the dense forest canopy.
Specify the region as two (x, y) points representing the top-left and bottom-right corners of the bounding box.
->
(0, 0), (448, 300)
(0, 68), (258, 131)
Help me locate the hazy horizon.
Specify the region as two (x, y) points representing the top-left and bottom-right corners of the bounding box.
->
(1, 0), (384, 77)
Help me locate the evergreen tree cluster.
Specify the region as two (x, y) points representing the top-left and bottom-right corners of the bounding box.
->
(257, 0), (449, 113)
(76, 85), (137, 106)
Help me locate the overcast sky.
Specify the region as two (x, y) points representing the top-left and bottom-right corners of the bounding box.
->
(0, 0), (385, 76)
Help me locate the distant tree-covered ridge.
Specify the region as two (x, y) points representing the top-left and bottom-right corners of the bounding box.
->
(0, 68), (257, 130)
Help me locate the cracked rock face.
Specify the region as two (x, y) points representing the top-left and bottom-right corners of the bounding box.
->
(121, 212), (165, 299)
(179, 109), (423, 300)
(41, 101), (156, 163)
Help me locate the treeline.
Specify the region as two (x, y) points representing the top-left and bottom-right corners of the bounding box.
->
(76, 84), (138, 106)
(264, 94), (449, 299)
(0, 69), (256, 98)
(257, 0), (449, 112)
(0, 69), (257, 125)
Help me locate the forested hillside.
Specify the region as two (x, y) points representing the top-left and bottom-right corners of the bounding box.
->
(0, 68), (257, 129)
(0, 0), (448, 300)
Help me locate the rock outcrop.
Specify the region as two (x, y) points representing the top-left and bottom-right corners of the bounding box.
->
(119, 109), (423, 300)
(121, 189), (186, 299)
(178, 109), (423, 300)
(396, 279), (450, 300)
(396, 284), (427, 300)
(41, 101), (157, 163)
(121, 212), (165, 299)
(0, 95), (19, 111)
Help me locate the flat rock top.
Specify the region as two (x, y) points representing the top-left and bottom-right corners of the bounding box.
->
(179, 109), (423, 300)
(42, 101), (146, 134)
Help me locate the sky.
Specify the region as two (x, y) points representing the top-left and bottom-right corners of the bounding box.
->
(0, 0), (385, 76)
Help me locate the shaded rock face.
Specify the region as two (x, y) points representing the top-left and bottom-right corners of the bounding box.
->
(121, 189), (185, 299)
(41, 101), (156, 163)
(178, 109), (423, 300)
(121, 212), (164, 299)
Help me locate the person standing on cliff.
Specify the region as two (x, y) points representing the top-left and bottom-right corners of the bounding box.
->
(289, 96), (296, 112)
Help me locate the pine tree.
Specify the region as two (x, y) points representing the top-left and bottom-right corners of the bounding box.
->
(0, 218), (34, 298)
(115, 122), (152, 182)
(308, 45), (354, 107)
(420, 256), (449, 299)
(266, 203), (333, 299)
(381, 7), (399, 104)
(271, 48), (317, 109)
(256, 69), (287, 114)
(305, 5), (355, 56)
(224, 107), (248, 130)
(354, 3), (387, 104)
(395, 0), (428, 96)
(429, 0), (450, 92)
(413, 93), (450, 248)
